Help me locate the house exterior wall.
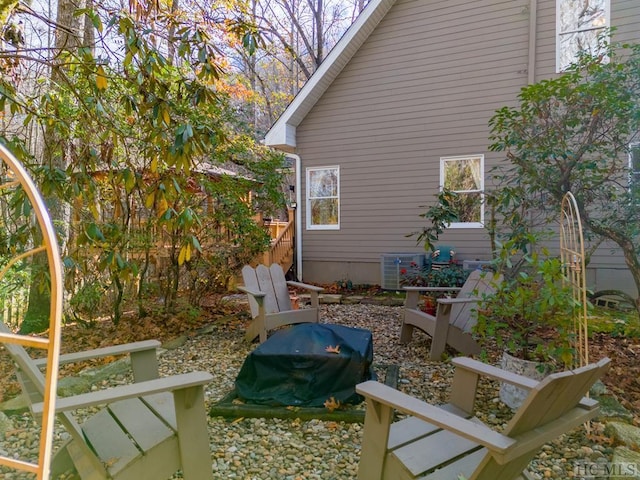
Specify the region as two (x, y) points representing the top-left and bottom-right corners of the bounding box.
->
(293, 0), (640, 296)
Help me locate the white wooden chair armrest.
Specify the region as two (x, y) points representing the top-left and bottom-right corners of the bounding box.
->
(356, 381), (515, 454)
(237, 286), (266, 299)
(403, 286), (463, 293)
(287, 281), (323, 309)
(403, 287), (462, 310)
(449, 357), (596, 413)
(436, 296), (480, 305)
(286, 281), (324, 293)
(32, 371), (213, 413)
(33, 339), (162, 382)
(449, 357), (539, 412)
(33, 340), (161, 367)
(452, 357), (541, 389)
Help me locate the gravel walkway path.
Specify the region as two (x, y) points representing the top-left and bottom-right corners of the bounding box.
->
(1, 303), (612, 479)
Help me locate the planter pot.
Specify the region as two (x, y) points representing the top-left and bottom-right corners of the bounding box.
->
(421, 295), (437, 316)
(289, 292), (299, 310)
(499, 351), (550, 409)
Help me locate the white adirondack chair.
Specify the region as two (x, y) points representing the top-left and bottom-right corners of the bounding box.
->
(2, 328), (214, 479)
(356, 356), (610, 480)
(400, 270), (502, 360)
(239, 263), (324, 342)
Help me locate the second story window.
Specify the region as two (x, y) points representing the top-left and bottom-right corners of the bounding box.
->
(557, 0), (609, 72)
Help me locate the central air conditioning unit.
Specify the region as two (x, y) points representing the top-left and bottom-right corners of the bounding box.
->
(380, 253), (425, 290)
(462, 260), (492, 271)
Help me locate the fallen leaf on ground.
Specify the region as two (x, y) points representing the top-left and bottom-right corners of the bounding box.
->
(324, 397), (341, 412)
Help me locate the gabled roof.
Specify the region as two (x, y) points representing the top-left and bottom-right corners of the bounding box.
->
(263, 0), (398, 152)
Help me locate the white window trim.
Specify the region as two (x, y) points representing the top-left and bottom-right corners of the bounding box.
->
(440, 155), (484, 229)
(306, 166), (340, 230)
(556, 0), (610, 73)
(629, 143), (640, 170)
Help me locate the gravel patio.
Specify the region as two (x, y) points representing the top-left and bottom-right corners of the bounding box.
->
(176, 303), (610, 479)
(1, 303), (614, 479)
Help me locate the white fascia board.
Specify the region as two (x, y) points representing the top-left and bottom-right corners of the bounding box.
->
(264, 123), (298, 152)
(263, 0), (397, 151)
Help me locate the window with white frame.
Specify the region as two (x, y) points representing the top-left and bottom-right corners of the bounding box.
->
(440, 155), (484, 228)
(306, 166), (339, 229)
(630, 144), (640, 202)
(557, 0), (609, 72)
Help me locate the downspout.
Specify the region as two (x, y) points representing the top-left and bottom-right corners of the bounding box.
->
(287, 154), (303, 281)
(528, 0), (537, 85)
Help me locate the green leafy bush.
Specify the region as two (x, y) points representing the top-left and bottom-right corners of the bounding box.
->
(401, 262), (470, 288)
(475, 251), (576, 366)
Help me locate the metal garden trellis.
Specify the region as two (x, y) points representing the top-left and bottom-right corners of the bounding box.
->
(560, 191), (589, 369)
(0, 144), (63, 479)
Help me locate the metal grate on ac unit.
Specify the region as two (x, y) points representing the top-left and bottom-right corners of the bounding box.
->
(462, 260), (492, 271)
(380, 253), (426, 290)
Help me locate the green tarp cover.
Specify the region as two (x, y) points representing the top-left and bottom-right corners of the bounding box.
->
(235, 323), (374, 407)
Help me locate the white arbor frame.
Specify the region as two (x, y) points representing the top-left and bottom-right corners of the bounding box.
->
(0, 144), (63, 479)
(560, 191), (589, 368)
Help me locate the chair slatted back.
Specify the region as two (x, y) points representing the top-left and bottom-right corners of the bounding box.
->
(473, 358), (610, 480)
(506, 358), (610, 435)
(242, 264), (292, 317)
(268, 264), (292, 312)
(450, 271), (502, 332)
(241, 265), (262, 318)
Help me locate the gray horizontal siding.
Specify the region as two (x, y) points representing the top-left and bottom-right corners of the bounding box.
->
(613, 1), (640, 43)
(589, 242), (629, 268)
(534, 0), (556, 75)
(305, 87), (525, 123)
(294, 0), (640, 286)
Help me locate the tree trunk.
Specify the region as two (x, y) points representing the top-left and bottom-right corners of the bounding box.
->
(22, 0), (80, 333)
(313, 0), (323, 68)
(167, 0), (179, 63)
(83, 0), (95, 49)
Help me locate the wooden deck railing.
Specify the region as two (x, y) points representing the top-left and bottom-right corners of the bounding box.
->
(263, 218), (294, 273)
(265, 220), (289, 239)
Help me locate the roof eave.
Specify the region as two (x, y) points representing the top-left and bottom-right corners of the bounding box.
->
(263, 0), (397, 152)
(264, 123), (297, 152)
